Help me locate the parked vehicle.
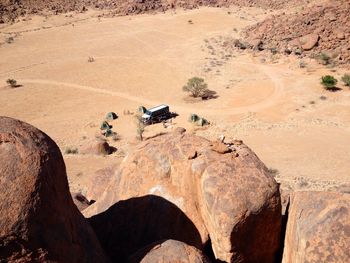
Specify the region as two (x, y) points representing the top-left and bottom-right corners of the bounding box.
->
(142, 104), (171, 125)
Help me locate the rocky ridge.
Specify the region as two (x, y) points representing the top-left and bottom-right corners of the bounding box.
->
(0, 0), (311, 23)
(243, 0), (350, 65)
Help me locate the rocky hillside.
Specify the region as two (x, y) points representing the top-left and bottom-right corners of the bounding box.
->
(1, 117), (349, 263)
(0, 0), (311, 23)
(243, 0), (350, 65)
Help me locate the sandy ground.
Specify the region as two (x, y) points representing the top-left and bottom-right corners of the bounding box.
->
(1, 6), (349, 194)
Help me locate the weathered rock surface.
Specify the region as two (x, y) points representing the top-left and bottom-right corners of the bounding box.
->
(0, 116), (109, 263)
(85, 131), (281, 262)
(128, 239), (212, 263)
(300, 33), (319, 51)
(282, 191), (350, 263)
(84, 166), (117, 202)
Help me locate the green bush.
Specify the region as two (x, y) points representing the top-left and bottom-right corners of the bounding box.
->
(183, 77), (209, 98)
(318, 53), (331, 65)
(321, 75), (338, 90)
(341, 74), (350, 87)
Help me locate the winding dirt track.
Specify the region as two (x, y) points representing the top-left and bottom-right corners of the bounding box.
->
(10, 62), (285, 115)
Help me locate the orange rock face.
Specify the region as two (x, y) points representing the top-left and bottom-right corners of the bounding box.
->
(282, 191), (350, 263)
(0, 117), (109, 263)
(85, 131), (281, 262)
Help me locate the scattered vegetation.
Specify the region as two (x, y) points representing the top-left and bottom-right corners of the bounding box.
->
(183, 77), (210, 98)
(123, 109), (134, 115)
(319, 95), (327, 100)
(318, 52), (331, 65)
(6, 79), (19, 88)
(6, 37), (14, 44)
(88, 56), (95, 63)
(321, 75), (338, 91)
(64, 147), (79, 154)
(299, 60), (307, 68)
(341, 74), (350, 87)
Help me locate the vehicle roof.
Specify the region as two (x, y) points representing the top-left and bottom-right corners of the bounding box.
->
(147, 104), (169, 112)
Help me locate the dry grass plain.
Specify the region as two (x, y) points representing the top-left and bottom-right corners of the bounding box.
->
(1, 6), (349, 194)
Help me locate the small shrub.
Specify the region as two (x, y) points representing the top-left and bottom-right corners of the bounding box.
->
(183, 77), (209, 98)
(112, 133), (121, 141)
(65, 147), (79, 154)
(88, 56), (95, 63)
(6, 79), (18, 88)
(321, 75), (338, 91)
(341, 74), (350, 87)
(6, 37), (14, 44)
(188, 20), (193, 24)
(319, 95), (327, 100)
(318, 52), (331, 65)
(233, 39), (247, 50)
(299, 60), (307, 68)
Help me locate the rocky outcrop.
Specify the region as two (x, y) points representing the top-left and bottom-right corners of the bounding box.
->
(0, 0), (312, 23)
(282, 191), (350, 263)
(85, 131), (281, 262)
(80, 139), (114, 155)
(0, 116), (109, 263)
(244, 1), (350, 65)
(128, 239), (212, 263)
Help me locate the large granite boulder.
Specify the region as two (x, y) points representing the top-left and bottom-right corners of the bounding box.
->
(0, 117), (109, 263)
(282, 191), (350, 263)
(128, 239), (212, 263)
(85, 131), (281, 262)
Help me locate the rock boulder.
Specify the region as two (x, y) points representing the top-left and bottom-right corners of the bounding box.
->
(0, 117), (109, 263)
(85, 131), (281, 262)
(282, 191), (350, 263)
(128, 239), (212, 263)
